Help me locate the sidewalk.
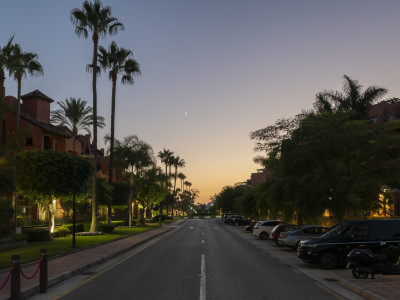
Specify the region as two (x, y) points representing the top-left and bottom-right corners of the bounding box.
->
(0, 219), (187, 300)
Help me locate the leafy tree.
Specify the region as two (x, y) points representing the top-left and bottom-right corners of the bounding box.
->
(97, 41), (140, 222)
(215, 185), (245, 213)
(112, 135), (154, 227)
(273, 111), (400, 222)
(7, 43), (43, 144)
(71, 0), (124, 232)
(314, 75), (387, 120)
(0, 149), (15, 195)
(16, 150), (93, 231)
(51, 97), (105, 135)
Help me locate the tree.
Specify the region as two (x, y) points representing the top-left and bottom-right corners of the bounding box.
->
(157, 148), (174, 221)
(0, 36), (14, 141)
(314, 75), (388, 120)
(71, 0), (124, 232)
(7, 43), (43, 146)
(271, 112), (400, 222)
(16, 150), (92, 231)
(171, 156), (185, 216)
(0, 149), (15, 195)
(97, 41), (141, 223)
(51, 97), (105, 135)
(112, 135), (154, 227)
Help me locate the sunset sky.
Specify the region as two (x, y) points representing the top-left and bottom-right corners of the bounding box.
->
(1, 0), (400, 204)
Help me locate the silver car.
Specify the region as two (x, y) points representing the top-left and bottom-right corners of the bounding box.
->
(278, 225), (328, 249)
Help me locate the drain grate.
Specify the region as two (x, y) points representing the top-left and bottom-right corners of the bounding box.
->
(323, 278), (339, 282)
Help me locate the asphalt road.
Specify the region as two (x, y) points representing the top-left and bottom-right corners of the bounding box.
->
(45, 219), (345, 300)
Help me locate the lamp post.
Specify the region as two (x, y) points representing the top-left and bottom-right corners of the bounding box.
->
(72, 135), (87, 249)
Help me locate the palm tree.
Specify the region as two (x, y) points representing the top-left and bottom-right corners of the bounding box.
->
(0, 36), (14, 142)
(7, 43), (43, 146)
(51, 97), (105, 135)
(178, 172), (186, 192)
(314, 75), (388, 119)
(113, 135), (154, 227)
(71, 0), (124, 232)
(97, 41), (141, 222)
(171, 156), (185, 216)
(157, 148), (174, 221)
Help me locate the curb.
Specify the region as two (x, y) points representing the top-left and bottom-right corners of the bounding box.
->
(339, 279), (386, 300)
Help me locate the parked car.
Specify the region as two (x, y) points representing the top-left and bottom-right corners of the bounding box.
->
(253, 220), (286, 240)
(278, 225), (328, 249)
(223, 215), (239, 224)
(271, 224), (300, 244)
(229, 216), (251, 226)
(297, 219), (400, 269)
(245, 222), (255, 232)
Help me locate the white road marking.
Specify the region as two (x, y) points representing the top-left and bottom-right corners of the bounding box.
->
(200, 254), (206, 300)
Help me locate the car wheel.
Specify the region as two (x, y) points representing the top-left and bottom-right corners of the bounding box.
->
(259, 232), (269, 240)
(352, 267), (369, 279)
(319, 252), (338, 269)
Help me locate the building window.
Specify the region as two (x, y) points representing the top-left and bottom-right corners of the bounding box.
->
(26, 137), (33, 146)
(369, 117), (377, 123)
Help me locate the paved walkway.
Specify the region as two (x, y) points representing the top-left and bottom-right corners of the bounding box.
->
(0, 219), (186, 300)
(1, 219), (400, 300)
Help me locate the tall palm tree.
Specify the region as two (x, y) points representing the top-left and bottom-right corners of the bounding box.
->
(0, 36), (14, 142)
(7, 43), (43, 146)
(97, 41), (141, 222)
(71, 0), (124, 232)
(314, 75), (388, 119)
(51, 97), (105, 135)
(178, 172), (186, 191)
(171, 156), (185, 216)
(157, 148), (174, 221)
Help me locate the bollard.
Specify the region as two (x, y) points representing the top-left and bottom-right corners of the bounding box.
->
(40, 249), (48, 293)
(11, 254), (20, 300)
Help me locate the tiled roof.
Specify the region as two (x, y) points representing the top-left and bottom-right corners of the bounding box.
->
(21, 89), (54, 103)
(20, 112), (71, 137)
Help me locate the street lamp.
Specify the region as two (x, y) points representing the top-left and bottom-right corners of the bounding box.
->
(72, 135), (88, 249)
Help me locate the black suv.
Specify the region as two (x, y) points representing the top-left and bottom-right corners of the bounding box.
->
(297, 219), (400, 269)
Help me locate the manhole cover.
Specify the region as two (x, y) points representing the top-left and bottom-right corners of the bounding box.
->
(323, 278), (339, 282)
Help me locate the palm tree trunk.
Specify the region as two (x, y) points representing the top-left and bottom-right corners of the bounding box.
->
(0, 69), (5, 142)
(15, 77), (21, 146)
(128, 172), (134, 227)
(107, 76), (117, 224)
(90, 33), (99, 233)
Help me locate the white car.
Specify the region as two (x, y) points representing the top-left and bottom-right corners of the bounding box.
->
(253, 220), (285, 240)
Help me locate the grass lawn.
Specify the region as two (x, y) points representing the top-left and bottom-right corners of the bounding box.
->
(0, 223), (162, 270)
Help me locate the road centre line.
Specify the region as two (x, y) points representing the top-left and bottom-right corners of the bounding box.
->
(200, 254), (206, 300)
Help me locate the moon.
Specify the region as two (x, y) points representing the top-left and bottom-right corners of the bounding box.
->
(184, 112), (188, 116)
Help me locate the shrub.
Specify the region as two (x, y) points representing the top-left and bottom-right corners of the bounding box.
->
(53, 226), (71, 238)
(23, 228), (51, 242)
(152, 214), (167, 222)
(63, 223), (85, 233)
(0, 237), (15, 245)
(111, 221), (125, 227)
(98, 223), (115, 233)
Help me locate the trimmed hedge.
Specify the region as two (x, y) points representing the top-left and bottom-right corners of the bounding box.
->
(98, 223), (115, 233)
(22, 228), (51, 242)
(53, 226), (71, 238)
(63, 223), (85, 233)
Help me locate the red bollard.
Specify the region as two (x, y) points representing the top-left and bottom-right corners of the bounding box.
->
(11, 254), (20, 300)
(40, 249), (48, 293)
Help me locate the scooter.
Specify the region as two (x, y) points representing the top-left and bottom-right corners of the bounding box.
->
(347, 245), (400, 279)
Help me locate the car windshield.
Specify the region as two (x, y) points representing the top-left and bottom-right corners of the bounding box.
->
(320, 222), (347, 238)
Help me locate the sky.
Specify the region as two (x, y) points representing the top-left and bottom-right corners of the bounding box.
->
(1, 0), (400, 204)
